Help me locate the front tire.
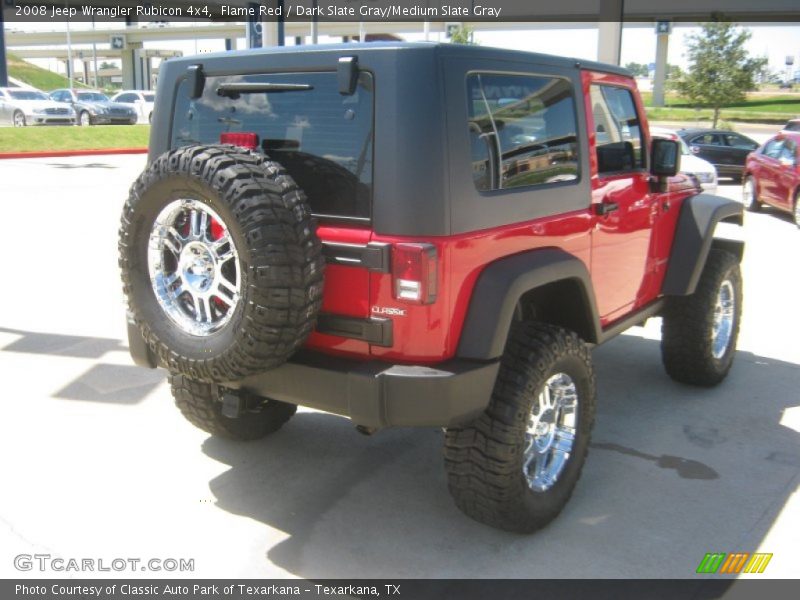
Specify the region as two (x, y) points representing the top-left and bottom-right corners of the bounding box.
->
(444, 323), (596, 533)
(12, 110), (26, 127)
(743, 176), (761, 212)
(793, 191), (800, 229)
(79, 111), (91, 126)
(661, 249), (742, 386)
(170, 374), (296, 440)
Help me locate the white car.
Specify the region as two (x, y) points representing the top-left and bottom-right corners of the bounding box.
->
(0, 87), (75, 127)
(651, 127), (718, 193)
(111, 90), (155, 124)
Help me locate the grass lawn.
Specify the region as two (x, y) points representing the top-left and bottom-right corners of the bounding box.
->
(641, 92), (800, 123)
(7, 52), (91, 91)
(0, 125), (150, 153)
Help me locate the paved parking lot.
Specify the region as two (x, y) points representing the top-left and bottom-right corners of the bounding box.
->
(0, 153), (798, 579)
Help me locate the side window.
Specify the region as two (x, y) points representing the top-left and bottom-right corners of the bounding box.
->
(724, 134), (755, 149)
(116, 93), (135, 103)
(763, 139), (784, 159)
(693, 134), (722, 146)
(467, 73), (579, 192)
(589, 84), (645, 174)
(779, 141), (796, 164)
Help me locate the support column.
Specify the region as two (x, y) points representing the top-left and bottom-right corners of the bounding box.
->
(82, 60), (90, 85)
(121, 42), (143, 90)
(652, 30), (670, 107)
(0, 6), (8, 87)
(597, 0), (624, 65)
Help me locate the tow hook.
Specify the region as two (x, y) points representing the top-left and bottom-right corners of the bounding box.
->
(355, 425), (377, 436)
(221, 390), (244, 419)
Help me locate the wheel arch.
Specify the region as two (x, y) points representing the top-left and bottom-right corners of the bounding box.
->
(661, 193), (744, 297)
(456, 248), (601, 361)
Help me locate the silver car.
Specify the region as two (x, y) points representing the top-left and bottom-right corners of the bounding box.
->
(0, 87), (76, 126)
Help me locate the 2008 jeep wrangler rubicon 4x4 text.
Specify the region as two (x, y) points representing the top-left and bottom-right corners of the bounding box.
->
(120, 43), (743, 533)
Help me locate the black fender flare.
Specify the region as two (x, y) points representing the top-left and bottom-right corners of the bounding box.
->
(456, 248), (601, 361)
(661, 194), (744, 297)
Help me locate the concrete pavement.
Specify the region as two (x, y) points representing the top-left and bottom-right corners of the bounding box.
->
(0, 155), (797, 579)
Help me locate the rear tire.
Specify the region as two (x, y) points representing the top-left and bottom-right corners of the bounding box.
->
(793, 190), (800, 229)
(444, 322), (595, 533)
(170, 374), (296, 440)
(661, 249), (742, 386)
(743, 176), (761, 212)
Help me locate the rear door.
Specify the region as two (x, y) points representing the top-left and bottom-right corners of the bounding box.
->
(721, 133), (759, 175)
(584, 72), (660, 322)
(688, 133), (726, 169)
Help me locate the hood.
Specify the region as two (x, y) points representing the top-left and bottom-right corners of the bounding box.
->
(13, 99), (73, 112)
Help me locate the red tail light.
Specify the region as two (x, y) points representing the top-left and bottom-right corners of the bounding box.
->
(392, 243), (438, 305)
(220, 132), (259, 150)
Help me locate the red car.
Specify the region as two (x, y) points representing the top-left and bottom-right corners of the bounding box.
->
(743, 133), (800, 226)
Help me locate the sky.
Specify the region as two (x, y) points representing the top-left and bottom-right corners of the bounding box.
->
(8, 21), (800, 79)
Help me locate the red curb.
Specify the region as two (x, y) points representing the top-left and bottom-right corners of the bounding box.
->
(0, 148), (148, 160)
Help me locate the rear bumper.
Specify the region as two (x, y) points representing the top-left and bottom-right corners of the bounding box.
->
(234, 352), (499, 430)
(127, 322), (497, 430)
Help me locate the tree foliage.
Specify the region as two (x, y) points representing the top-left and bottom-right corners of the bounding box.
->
(449, 25), (477, 45)
(624, 62), (649, 78)
(676, 21), (766, 127)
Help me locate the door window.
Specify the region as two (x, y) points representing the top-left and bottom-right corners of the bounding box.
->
(763, 139), (785, 159)
(589, 85), (645, 174)
(723, 134), (757, 149)
(691, 133), (723, 146)
(467, 73), (579, 191)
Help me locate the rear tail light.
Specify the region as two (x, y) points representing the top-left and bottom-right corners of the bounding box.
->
(220, 132), (259, 150)
(392, 243), (438, 305)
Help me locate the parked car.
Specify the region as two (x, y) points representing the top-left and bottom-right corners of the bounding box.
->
(780, 119), (800, 134)
(0, 87), (75, 126)
(120, 43), (744, 533)
(111, 90), (155, 123)
(49, 89), (137, 126)
(651, 127), (717, 192)
(742, 133), (800, 226)
(678, 128), (760, 182)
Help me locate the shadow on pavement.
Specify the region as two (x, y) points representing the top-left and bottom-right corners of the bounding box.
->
(0, 326), (164, 404)
(0, 326), (125, 359)
(201, 333), (800, 578)
(54, 363), (165, 404)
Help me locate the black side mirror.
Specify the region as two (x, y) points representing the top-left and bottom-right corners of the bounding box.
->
(651, 138), (680, 177)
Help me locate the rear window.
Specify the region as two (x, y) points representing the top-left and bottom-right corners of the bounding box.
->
(171, 71), (374, 221)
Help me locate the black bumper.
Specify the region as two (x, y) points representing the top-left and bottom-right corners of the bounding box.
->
(127, 322), (498, 430)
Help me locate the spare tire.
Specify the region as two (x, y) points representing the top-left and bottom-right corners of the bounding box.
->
(119, 144), (324, 382)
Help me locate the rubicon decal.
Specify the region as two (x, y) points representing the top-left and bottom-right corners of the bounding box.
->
(696, 552), (772, 574)
(372, 306), (407, 317)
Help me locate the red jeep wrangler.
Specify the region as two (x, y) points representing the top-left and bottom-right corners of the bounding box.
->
(120, 43), (743, 532)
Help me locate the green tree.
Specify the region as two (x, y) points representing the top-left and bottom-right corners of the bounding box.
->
(449, 25), (477, 45)
(676, 21), (766, 128)
(624, 62), (649, 78)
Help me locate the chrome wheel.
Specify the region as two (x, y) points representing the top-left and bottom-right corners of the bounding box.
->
(524, 372), (578, 492)
(742, 178), (754, 204)
(711, 280), (735, 359)
(794, 196), (800, 226)
(13, 111), (25, 127)
(79, 111), (91, 126)
(147, 199), (241, 337)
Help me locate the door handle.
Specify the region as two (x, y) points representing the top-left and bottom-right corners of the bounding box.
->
(662, 199), (671, 212)
(595, 202), (619, 216)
